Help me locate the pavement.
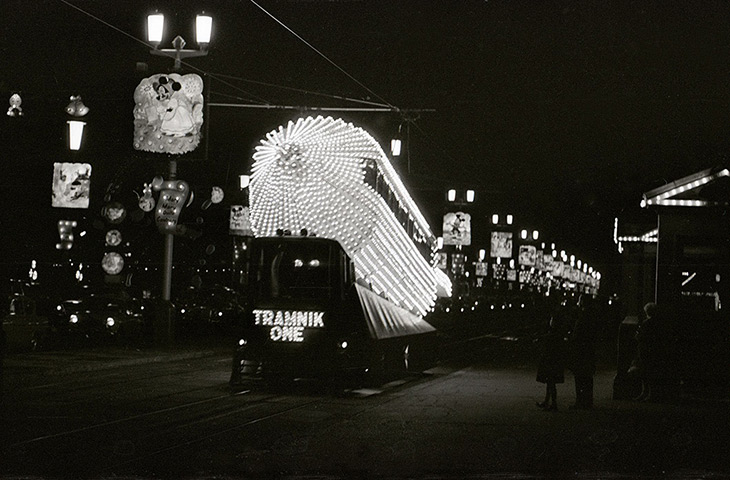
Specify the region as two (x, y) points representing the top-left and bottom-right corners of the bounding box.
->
(3, 331), (730, 477)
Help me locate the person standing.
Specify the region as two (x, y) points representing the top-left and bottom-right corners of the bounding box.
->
(569, 294), (597, 409)
(634, 302), (662, 401)
(536, 315), (568, 411)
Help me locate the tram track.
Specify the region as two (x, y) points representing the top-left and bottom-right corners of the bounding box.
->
(2, 366), (431, 477)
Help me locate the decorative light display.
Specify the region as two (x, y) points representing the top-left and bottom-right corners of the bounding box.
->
(642, 167), (730, 208)
(101, 252), (124, 275)
(52, 163), (91, 209)
(105, 229), (122, 247)
(102, 202), (127, 224)
(56, 220), (78, 250)
(211, 186), (224, 204)
(7, 93), (23, 117)
(65, 95), (89, 117)
(152, 177), (190, 233)
(137, 182), (156, 212)
(133, 73), (204, 155)
(249, 116), (451, 316)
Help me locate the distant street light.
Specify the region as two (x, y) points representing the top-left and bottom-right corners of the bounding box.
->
(148, 13), (212, 71)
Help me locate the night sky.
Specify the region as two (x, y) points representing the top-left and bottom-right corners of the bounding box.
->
(4, 0), (730, 293)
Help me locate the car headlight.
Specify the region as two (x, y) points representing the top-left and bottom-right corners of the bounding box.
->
(69, 314), (79, 324)
(106, 317), (115, 327)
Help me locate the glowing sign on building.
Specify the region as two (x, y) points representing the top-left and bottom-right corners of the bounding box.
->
(253, 309), (325, 343)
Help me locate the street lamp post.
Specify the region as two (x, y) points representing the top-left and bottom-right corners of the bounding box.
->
(143, 13), (212, 342)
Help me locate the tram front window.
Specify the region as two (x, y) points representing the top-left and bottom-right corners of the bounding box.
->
(254, 241), (333, 300)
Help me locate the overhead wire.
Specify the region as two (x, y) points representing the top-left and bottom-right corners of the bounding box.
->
(247, 0), (401, 112)
(56, 0), (406, 113)
(209, 73), (393, 108)
(56, 0), (272, 106)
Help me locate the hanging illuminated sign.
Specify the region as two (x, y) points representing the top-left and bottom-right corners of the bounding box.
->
(52, 163), (91, 209)
(518, 245), (536, 266)
(442, 212), (471, 246)
(490, 231), (513, 258)
(133, 73), (204, 155)
(253, 309), (325, 343)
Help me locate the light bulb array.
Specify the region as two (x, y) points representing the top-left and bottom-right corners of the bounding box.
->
(249, 116), (451, 316)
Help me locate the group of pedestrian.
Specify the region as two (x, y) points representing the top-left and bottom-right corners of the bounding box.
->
(535, 294), (596, 411)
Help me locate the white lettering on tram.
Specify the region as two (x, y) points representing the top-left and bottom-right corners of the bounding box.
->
(252, 309), (325, 342)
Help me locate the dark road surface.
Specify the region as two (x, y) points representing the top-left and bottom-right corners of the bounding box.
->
(1, 333), (729, 479)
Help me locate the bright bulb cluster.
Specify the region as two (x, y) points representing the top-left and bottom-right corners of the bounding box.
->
(249, 116), (451, 316)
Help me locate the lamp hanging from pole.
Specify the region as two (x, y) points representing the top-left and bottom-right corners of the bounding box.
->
(391, 123), (402, 157)
(66, 95), (89, 151)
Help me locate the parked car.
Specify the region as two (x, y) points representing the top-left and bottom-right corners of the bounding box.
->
(175, 285), (245, 338)
(57, 293), (147, 345)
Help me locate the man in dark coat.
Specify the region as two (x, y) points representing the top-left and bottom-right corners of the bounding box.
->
(569, 294), (597, 409)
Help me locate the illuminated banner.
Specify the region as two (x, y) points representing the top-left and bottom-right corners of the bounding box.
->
(253, 309), (325, 343)
(52, 163), (91, 209)
(490, 231), (513, 258)
(543, 254), (554, 271)
(229, 205), (253, 236)
(133, 73), (204, 155)
(552, 260), (564, 278)
(475, 261), (488, 277)
(518, 245), (536, 266)
(153, 179), (190, 234)
(442, 212), (471, 246)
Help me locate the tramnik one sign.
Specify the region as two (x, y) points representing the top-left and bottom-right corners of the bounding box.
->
(253, 309), (325, 343)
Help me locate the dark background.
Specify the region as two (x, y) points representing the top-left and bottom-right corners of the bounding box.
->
(4, 0), (730, 294)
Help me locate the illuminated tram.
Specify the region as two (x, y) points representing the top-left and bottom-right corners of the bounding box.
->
(230, 116), (451, 384)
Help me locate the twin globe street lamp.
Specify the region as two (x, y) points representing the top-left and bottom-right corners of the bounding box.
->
(143, 12), (212, 315)
(147, 13), (212, 71)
